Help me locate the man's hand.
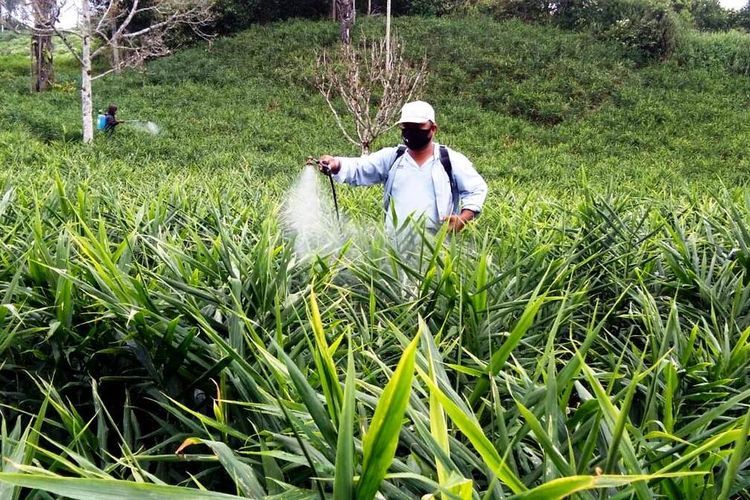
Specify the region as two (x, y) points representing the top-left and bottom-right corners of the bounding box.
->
(443, 210), (476, 232)
(318, 155), (341, 175)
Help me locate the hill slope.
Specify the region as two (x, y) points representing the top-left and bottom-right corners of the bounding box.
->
(2, 16), (750, 203)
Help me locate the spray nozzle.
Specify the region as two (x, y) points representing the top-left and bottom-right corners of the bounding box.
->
(307, 156), (331, 176)
(305, 156), (340, 223)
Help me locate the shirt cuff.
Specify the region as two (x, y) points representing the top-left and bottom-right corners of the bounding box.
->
(332, 157), (353, 182)
(462, 204), (482, 214)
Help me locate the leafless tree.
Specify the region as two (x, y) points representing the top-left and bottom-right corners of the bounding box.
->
(314, 33), (428, 155)
(385, 0), (391, 70)
(30, 0), (56, 91)
(336, 0), (354, 44)
(50, 0), (215, 143)
(0, 0), (25, 32)
(6, 0), (59, 91)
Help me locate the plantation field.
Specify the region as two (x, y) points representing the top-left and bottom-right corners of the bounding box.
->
(1, 16), (750, 499)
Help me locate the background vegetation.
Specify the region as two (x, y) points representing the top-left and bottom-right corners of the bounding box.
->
(2, 7), (750, 499)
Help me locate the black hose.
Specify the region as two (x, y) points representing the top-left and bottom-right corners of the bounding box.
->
(328, 174), (340, 224)
(307, 157), (340, 224)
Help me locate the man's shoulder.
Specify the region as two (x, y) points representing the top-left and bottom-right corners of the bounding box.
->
(437, 144), (471, 166)
(373, 146), (403, 163)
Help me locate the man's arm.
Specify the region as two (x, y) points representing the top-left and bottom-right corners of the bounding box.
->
(319, 147), (398, 186)
(453, 152), (488, 215)
(444, 209), (477, 232)
(105, 116), (120, 129)
(444, 150), (488, 232)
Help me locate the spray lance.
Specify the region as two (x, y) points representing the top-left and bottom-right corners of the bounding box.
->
(307, 156), (340, 223)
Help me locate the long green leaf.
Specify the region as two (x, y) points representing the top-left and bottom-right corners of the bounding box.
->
(308, 289), (343, 423)
(0, 473), (244, 499)
(356, 326), (421, 500)
(718, 406), (750, 500)
(333, 341), (356, 500)
(470, 295), (546, 406)
(510, 472), (706, 499)
(419, 369), (526, 494)
(175, 438), (265, 498)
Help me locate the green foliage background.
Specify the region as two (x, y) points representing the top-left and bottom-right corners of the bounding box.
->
(2, 13), (750, 499)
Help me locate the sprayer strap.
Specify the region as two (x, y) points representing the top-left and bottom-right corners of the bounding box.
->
(439, 146), (460, 213)
(395, 145), (407, 161)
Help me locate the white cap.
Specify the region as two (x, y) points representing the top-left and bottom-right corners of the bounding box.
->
(397, 100), (436, 125)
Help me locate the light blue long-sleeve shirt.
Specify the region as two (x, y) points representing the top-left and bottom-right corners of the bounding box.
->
(333, 143), (488, 229)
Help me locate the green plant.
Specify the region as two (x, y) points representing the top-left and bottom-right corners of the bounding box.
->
(559, 0), (680, 61)
(1, 14), (750, 499)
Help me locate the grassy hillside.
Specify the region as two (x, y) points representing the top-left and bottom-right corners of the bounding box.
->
(2, 17), (750, 199)
(1, 16), (750, 499)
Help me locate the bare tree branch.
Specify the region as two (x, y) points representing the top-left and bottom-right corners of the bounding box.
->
(91, 0), (140, 58)
(314, 32), (428, 154)
(94, 0), (118, 35)
(53, 24), (83, 64)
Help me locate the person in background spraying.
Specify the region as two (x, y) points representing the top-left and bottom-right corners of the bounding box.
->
(318, 101), (487, 234)
(103, 104), (122, 135)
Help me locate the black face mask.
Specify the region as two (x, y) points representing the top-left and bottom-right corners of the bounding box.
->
(402, 128), (432, 150)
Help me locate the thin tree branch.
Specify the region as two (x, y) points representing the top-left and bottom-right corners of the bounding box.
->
(95, 0), (118, 34)
(91, 67), (118, 80)
(53, 25), (84, 65)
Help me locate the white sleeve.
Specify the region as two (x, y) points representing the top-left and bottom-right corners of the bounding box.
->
(332, 147), (398, 186)
(451, 151), (488, 213)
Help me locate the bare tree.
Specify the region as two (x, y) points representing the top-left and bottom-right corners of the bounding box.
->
(51, 0), (215, 143)
(31, 0), (56, 91)
(0, 0), (24, 32)
(6, 0), (58, 91)
(336, 0), (353, 44)
(314, 33), (428, 155)
(385, 0), (391, 70)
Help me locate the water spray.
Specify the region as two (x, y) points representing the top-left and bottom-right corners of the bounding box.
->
(307, 156), (340, 223)
(122, 120), (161, 135)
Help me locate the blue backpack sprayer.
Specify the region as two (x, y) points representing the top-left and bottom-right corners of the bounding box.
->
(96, 111), (107, 130)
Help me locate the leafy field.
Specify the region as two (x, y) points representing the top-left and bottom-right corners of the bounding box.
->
(2, 16), (750, 499)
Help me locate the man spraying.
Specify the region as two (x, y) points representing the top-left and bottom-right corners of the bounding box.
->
(318, 101), (488, 233)
(103, 104), (122, 135)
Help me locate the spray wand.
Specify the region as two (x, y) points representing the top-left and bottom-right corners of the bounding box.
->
(307, 156), (340, 223)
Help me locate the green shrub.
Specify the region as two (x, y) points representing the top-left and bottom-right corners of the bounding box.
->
(730, 4), (750, 32)
(392, 0), (464, 16)
(478, 0), (552, 21)
(688, 0), (731, 31)
(209, 0), (330, 34)
(557, 0), (680, 61)
(674, 29), (750, 75)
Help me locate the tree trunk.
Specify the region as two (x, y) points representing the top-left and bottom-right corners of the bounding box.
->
(385, 0), (391, 72)
(111, 19), (121, 72)
(31, 0), (55, 92)
(81, 1), (94, 144)
(336, 0), (353, 45)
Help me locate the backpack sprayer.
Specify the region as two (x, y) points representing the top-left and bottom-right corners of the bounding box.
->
(306, 156), (340, 223)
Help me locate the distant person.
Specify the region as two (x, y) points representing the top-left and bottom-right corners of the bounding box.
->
(318, 100), (487, 234)
(104, 105), (122, 135)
